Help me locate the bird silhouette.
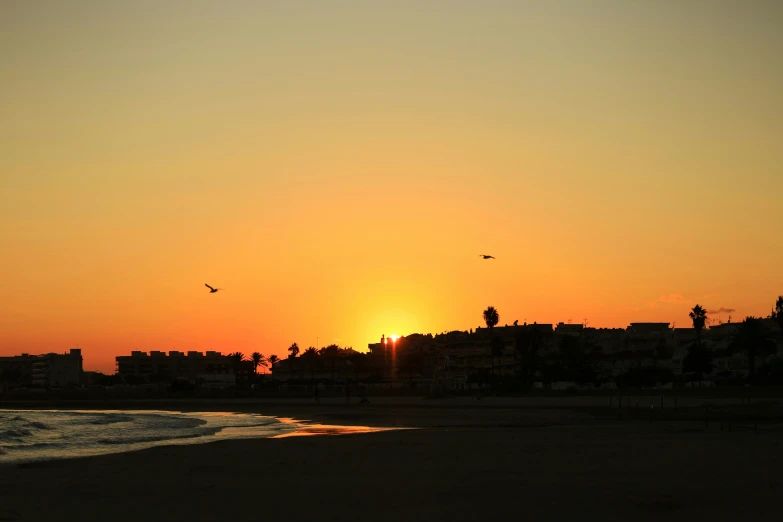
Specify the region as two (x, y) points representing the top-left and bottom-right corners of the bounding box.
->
(479, 255), (495, 259)
(205, 284), (222, 293)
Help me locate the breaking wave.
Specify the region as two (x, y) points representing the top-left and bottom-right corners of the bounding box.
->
(0, 410), (297, 464)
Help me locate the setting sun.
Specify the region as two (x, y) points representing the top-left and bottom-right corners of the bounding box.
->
(2, 2), (783, 520)
(1, 1), (781, 376)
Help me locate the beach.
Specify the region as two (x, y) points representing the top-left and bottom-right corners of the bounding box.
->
(2, 398), (782, 522)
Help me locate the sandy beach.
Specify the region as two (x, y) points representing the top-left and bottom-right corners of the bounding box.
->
(2, 398), (782, 522)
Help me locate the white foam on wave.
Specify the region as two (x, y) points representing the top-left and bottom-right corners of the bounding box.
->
(0, 409), (299, 465)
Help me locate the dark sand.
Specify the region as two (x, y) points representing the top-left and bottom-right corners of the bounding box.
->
(2, 398), (782, 521)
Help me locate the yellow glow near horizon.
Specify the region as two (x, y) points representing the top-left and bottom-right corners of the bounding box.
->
(1, 2), (782, 373)
(390, 335), (400, 343)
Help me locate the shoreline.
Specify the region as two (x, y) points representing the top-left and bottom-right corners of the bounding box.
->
(3, 393), (781, 427)
(0, 409), (410, 468)
(2, 418), (781, 521)
(2, 398), (783, 521)
(0, 397), (617, 432)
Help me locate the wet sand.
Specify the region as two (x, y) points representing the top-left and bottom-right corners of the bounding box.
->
(1, 399), (782, 521)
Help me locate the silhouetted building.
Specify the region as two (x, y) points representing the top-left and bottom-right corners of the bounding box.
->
(116, 350), (236, 384)
(32, 349), (83, 388)
(0, 353), (36, 390)
(367, 326), (556, 383)
(361, 318), (781, 386)
(555, 323), (584, 336)
(590, 328), (628, 354)
(626, 322), (670, 352)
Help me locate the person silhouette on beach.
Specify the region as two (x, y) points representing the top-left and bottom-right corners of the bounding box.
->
(314, 386), (320, 404)
(345, 386), (351, 405)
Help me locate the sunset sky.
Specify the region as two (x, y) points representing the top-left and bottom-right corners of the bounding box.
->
(2, 1), (782, 372)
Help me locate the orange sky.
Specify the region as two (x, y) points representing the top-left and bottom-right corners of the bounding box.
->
(2, 1), (782, 372)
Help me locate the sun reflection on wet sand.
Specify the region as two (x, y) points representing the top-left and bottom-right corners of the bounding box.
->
(273, 418), (412, 438)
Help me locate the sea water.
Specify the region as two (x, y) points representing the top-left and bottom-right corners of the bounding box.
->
(0, 409), (299, 464)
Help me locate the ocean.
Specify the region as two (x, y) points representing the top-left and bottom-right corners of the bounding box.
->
(0, 409), (299, 464)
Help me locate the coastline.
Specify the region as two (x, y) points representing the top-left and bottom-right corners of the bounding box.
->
(3, 393), (781, 428)
(2, 398), (782, 521)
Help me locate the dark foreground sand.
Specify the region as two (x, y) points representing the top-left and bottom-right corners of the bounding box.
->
(2, 401), (782, 522)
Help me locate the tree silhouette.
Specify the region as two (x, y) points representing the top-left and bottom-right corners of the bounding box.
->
(483, 306), (499, 329)
(227, 352), (246, 381)
(267, 354), (279, 382)
(683, 305), (711, 380)
(773, 296), (783, 333)
(683, 342), (713, 380)
(301, 347), (318, 384)
(483, 306), (499, 383)
(735, 317), (768, 378)
(348, 351), (365, 383)
(286, 343), (300, 380)
(320, 345), (341, 382)
(689, 305), (708, 348)
(250, 352), (267, 375)
(399, 348), (423, 384)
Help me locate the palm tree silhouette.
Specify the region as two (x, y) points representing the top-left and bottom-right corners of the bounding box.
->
(483, 306), (499, 329)
(267, 354), (279, 382)
(689, 305), (708, 348)
(250, 352), (267, 375)
(684, 305), (712, 380)
(287, 343), (300, 381)
(483, 306), (499, 383)
(228, 352), (246, 381)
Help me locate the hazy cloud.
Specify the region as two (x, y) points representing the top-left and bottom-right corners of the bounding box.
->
(659, 293), (687, 303)
(707, 307), (735, 315)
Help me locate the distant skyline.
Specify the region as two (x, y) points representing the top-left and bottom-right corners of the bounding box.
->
(2, 1), (782, 373)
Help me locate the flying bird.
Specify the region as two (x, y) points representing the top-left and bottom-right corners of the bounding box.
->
(479, 255), (495, 260)
(205, 284), (222, 293)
